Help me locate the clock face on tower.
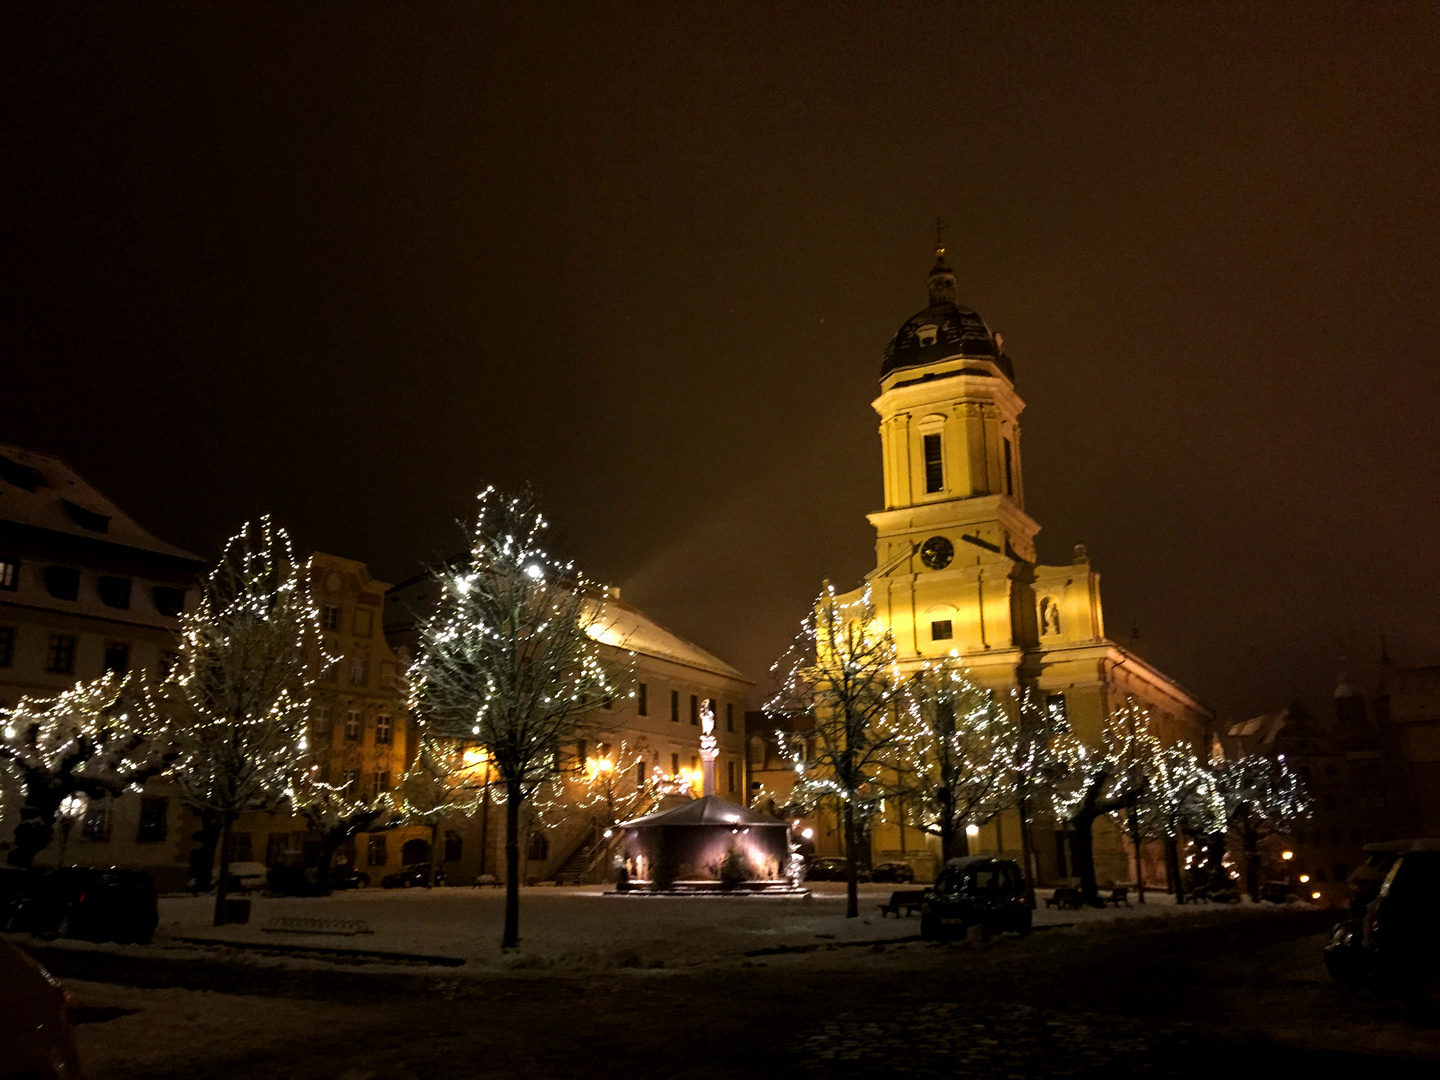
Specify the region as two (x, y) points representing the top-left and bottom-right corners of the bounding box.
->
(919, 535), (954, 570)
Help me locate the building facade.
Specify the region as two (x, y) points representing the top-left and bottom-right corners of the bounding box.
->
(385, 579), (753, 885)
(0, 445), (202, 883)
(754, 252), (1213, 885)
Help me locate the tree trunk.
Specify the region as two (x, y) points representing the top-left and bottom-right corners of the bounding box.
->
(1016, 788), (1036, 909)
(938, 801), (955, 863)
(213, 812), (234, 927)
(1071, 809), (1100, 906)
(427, 819), (441, 888)
(1127, 805), (1146, 904)
(1164, 834), (1185, 905)
(1243, 819), (1261, 902)
(843, 800), (859, 919)
(502, 778), (522, 948)
(190, 811), (222, 892)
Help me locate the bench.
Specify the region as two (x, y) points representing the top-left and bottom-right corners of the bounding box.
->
(1045, 886), (1082, 909)
(878, 889), (926, 917)
(1105, 886), (1129, 907)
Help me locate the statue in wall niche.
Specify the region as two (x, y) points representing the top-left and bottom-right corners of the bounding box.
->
(1039, 597), (1062, 636)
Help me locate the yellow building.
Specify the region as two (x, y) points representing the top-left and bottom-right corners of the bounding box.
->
(384, 581), (753, 885)
(774, 250), (1212, 885)
(228, 552), (433, 885)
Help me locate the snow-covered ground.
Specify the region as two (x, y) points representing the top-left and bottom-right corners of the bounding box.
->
(122, 883), (1278, 974)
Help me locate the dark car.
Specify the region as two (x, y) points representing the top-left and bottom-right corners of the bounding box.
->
(0, 940), (84, 1080)
(802, 857), (870, 883)
(16, 867), (159, 945)
(1361, 842), (1440, 1004)
(920, 856), (1031, 939)
(871, 862), (916, 884)
(381, 863), (445, 889)
(331, 866), (370, 890)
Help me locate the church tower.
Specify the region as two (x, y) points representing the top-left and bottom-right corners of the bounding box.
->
(853, 245), (1107, 679)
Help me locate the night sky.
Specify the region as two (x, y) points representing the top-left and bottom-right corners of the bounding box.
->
(3, 4), (1437, 721)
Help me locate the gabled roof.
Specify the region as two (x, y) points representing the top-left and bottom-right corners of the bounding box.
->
(0, 444), (201, 565)
(586, 596), (752, 684)
(620, 795), (786, 829)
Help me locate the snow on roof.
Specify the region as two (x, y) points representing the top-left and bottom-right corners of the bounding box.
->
(587, 596), (752, 685)
(620, 795), (786, 830)
(0, 443), (200, 563)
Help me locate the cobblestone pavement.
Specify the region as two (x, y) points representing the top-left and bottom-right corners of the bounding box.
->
(797, 1002), (1200, 1077)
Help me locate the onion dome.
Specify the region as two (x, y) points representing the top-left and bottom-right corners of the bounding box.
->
(882, 252), (1014, 383)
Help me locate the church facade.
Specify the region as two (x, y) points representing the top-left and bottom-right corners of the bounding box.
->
(800, 251), (1213, 885)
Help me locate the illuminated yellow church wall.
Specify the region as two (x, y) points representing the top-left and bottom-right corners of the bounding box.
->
(812, 250), (1213, 886)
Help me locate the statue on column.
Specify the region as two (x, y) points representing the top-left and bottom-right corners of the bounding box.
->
(699, 698), (719, 797)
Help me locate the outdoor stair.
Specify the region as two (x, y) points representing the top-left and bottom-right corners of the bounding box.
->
(551, 831), (609, 886)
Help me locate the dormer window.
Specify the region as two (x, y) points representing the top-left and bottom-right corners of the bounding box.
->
(917, 324), (938, 347)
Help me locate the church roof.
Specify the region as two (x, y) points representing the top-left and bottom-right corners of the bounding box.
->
(620, 794), (787, 829)
(882, 254), (1014, 382)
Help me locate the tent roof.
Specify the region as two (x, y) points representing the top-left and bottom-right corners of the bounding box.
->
(620, 795), (787, 830)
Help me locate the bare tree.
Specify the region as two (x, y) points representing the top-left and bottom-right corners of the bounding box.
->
(385, 735), (484, 888)
(408, 488), (619, 948)
(900, 659), (1014, 863)
(768, 584), (907, 919)
(0, 673), (169, 867)
(166, 518), (326, 926)
(1131, 743), (1211, 904)
(992, 688), (1079, 906)
(1216, 753), (1312, 901)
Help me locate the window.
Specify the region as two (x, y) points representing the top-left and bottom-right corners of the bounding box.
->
(97, 576), (132, 610)
(45, 634), (76, 673)
(1003, 437), (1014, 496)
(602, 694), (612, 710)
(137, 797), (169, 842)
(344, 709), (362, 742)
(103, 642), (129, 675)
(576, 739), (587, 765)
(62, 499), (110, 533)
(313, 705), (332, 736)
(367, 834), (388, 867)
(528, 832), (549, 861)
(45, 566), (80, 601)
(637, 682), (648, 716)
(691, 756), (699, 773)
(322, 605), (341, 631)
(344, 768), (361, 794)
(726, 703), (734, 733)
(690, 695), (699, 725)
(0, 559), (17, 590)
(931, 619), (953, 641)
(373, 771), (390, 798)
(671, 752), (680, 776)
(670, 689), (680, 722)
(350, 656), (368, 686)
(444, 831), (463, 862)
(923, 433), (944, 494)
(152, 586), (185, 617)
(1046, 693), (1067, 724)
(227, 832), (252, 862)
(637, 761), (646, 787)
(0, 627), (14, 668)
(157, 650), (178, 679)
(81, 807), (112, 841)
(354, 609), (373, 637)
(375, 714), (392, 745)
(727, 761), (736, 793)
